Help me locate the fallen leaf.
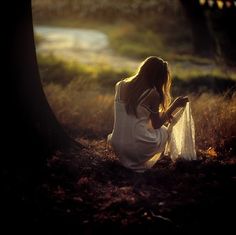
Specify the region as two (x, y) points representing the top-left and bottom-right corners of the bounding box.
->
(206, 147), (217, 158)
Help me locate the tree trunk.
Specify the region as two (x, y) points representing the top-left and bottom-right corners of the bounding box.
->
(179, 0), (215, 57)
(208, 7), (236, 66)
(3, 0), (81, 230)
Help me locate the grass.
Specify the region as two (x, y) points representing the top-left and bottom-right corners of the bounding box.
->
(191, 93), (236, 154)
(45, 82), (236, 154)
(44, 84), (114, 138)
(33, 17), (236, 83)
(106, 23), (166, 59)
(33, 16), (212, 65)
(34, 14), (236, 83)
(38, 55), (236, 155)
(37, 54), (236, 90)
(34, 32), (46, 45)
(170, 62), (236, 81)
(29, 3), (236, 233)
(38, 54), (131, 88)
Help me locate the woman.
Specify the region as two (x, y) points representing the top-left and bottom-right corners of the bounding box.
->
(107, 56), (189, 172)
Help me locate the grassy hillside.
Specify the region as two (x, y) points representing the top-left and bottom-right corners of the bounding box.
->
(30, 3), (236, 232)
(32, 0), (197, 63)
(37, 55), (236, 156)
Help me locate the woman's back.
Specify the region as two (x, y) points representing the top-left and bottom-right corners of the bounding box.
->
(108, 80), (168, 172)
(108, 56), (197, 172)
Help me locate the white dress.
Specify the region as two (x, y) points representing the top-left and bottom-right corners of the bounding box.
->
(107, 82), (195, 172)
(164, 102), (197, 161)
(107, 81), (168, 172)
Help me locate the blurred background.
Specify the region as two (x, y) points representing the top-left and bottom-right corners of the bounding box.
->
(32, 0), (236, 155)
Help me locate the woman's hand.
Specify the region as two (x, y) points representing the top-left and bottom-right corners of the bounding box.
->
(173, 96), (189, 108)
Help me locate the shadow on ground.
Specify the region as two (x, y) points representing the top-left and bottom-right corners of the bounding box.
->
(11, 139), (236, 235)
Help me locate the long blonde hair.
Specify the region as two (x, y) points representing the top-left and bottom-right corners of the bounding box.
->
(124, 56), (171, 116)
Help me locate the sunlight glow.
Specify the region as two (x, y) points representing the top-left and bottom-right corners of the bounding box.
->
(200, 0), (236, 8)
(34, 26), (138, 69)
(35, 26), (109, 52)
(216, 0), (224, 9)
(225, 1), (232, 8)
(199, 0), (206, 5)
(208, 0), (215, 7)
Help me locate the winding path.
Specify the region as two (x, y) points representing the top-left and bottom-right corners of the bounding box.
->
(34, 26), (139, 70)
(34, 26), (219, 74)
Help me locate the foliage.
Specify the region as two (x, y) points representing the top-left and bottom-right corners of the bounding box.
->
(32, 0), (192, 60)
(38, 54), (131, 87)
(32, 0), (180, 21)
(107, 23), (166, 59)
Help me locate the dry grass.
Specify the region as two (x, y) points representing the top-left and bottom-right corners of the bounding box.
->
(44, 83), (114, 138)
(191, 93), (236, 154)
(44, 81), (236, 155)
(39, 54), (236, 155)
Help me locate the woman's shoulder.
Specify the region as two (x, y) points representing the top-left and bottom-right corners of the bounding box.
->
(115, 80), (121, 87)
(143, 88), (160, 103)
(115, 80), (128, 102)
(116, 79), (130, 94)
(140, 88), (160, 111)
(115, 80), (125, 88)
(149, 88), (160, 99)
(115, 80), (123, 92)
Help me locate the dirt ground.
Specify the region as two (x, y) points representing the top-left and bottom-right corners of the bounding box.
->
(15, 138), (235, 235)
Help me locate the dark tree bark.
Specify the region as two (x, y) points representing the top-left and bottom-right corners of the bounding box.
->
(180, 0), (236, 65)
(179, 0), (215, 57)
(208, 7), (236, 66)
(5, 0), (73, 184)
(3, 1), (81, 231)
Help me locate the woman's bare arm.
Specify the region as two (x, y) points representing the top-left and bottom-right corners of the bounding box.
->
(150, 96), (189, 129)
(141, 90), (189, 129)
(150, 103), (175, 129)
